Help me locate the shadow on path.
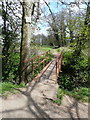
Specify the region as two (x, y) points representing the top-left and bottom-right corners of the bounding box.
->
(1, 80), (53, 119)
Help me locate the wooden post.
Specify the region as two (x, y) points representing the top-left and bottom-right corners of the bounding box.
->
(47, 51), (50, 64)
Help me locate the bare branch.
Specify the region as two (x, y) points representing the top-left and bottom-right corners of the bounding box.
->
(43, 0), (55, 22)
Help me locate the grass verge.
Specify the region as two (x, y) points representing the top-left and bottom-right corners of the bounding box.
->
(53, 88), (63, 105)
(64, 87), (90, 102)
(53, 87), (89, 105)
(31, 45), (54, 53)
(0, 82), (25, 96)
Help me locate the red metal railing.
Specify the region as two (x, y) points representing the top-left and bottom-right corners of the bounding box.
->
(56, 52), (62, 78)
(22, 50), (50, 80)
(30, 50), (51, 79)
(22, 50), (62, 82)
(32, 51), (63, 82)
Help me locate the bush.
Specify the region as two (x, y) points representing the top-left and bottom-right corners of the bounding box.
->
(2, 53), (20, 82)
(57, 48), (60, 53)
(58, 50), (88, 91)
(33, 52), (53, 78)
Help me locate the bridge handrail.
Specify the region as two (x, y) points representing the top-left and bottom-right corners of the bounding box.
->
(22, 50), (50, 80)
(56, 51), (62, 78)
(22, 50), (62, 82)
(23, 50), (50, 63)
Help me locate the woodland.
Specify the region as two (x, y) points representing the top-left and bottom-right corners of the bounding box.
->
(0, 0), (90, 102)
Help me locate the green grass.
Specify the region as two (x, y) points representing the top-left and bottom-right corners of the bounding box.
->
(0, 82), (25, 96)
(31, 45), (54, 53)
(53, 88), (63, 105)
(39, 46), (54, 52)
(53, 87), (89, 105)
(64, 87), (90, 102)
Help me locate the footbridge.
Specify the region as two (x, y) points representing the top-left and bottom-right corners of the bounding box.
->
(29, 50), (62, 84)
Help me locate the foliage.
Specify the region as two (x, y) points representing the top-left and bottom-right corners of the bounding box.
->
(46, 10), (67, 47)
(57, 48), (60, 53)
(64, 87), (90, 102)
(2, 52), (20, 83)
(33, 51), (53, 78)
(2, 1), (21, 82)
(58, 50), (88, 91)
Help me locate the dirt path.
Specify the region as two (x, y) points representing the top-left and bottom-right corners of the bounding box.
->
(0, 78), (89, 119)
(0, 50), (89, 119)
(0, 87), (89, 119)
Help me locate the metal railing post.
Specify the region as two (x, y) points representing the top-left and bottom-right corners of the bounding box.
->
(38, 56), (40, 72)
(32, 59), (34, 80)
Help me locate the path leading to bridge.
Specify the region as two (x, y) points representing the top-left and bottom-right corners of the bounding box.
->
(0, 50), (89, 119)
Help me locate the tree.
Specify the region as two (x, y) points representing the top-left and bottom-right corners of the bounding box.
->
(2, 1), (21, 82)
(19, 0), (40, 84)
(45, 10), (67, 47)
(59, 10), (66, 46)
(43, 0), (60, 47)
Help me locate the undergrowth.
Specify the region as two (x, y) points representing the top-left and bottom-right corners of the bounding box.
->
(1, 50), (54, 95)
(0, 82), (25, 95)
(53, 88), (63, 105)
(64, 87), (90, 102)
(57, 47), (89, 103)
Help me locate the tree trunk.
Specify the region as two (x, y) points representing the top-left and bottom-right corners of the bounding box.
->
(19, 0), (33, 84)
(2, 1), (9, 81)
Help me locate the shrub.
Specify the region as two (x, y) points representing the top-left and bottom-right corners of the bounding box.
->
(57, 48), (60, 53)
(58, 50), (88, 91)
